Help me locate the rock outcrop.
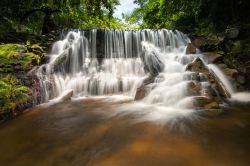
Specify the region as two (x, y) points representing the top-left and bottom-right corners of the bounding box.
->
(183, 57), (234, 112)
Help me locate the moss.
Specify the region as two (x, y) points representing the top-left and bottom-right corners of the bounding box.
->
(0, 44), (41, 72)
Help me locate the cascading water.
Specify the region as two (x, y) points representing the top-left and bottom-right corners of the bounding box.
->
(36, 28), (248, 125)
(36, 29), (194, 104)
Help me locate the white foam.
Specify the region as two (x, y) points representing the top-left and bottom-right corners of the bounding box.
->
(230, 92), (250, 103)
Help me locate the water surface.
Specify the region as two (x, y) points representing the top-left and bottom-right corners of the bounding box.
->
(0, 97), (250, 166)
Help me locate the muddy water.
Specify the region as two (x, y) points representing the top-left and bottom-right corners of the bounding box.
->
(0, 98), (250, 166)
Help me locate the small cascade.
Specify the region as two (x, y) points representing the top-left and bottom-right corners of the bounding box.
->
(207, 64), (235, 95)
(140, 41), (195, 108)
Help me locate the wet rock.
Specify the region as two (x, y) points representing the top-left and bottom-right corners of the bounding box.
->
(186, 43), (197, 54)
(53, 50), (68, 72)
(192, 96), (212, 108)
(187, 81), (201, 96)
(141, 43), (165, 76)
(186, 58), (210, 74)
(186, 57), (231, 98)
(134, 84), (152, 101)
(183, 72), (200, 81)
(210, 80), (230, 98)
(225, 28), (239, 39)
(204, 102), (219, 109)
(203, 51), (224, 63)
(134, 75), (155, 100)
(201, 82), (217, 97)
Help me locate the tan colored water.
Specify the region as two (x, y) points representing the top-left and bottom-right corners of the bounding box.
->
(0, 98), (250, 166)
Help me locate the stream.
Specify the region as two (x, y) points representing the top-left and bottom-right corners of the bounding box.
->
(0, 97), (250, 166)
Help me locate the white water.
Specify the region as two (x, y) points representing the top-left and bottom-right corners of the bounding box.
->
(228, 92), (250, 103)
(207, 64), (250, 103)
(36, 29), (193, 103)
(35, 29), (249, 125)
(207, 64), (235, 95)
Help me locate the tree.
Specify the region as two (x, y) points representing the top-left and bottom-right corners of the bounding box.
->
(0, 0), (122, 33)
(124, 0), (250, 32)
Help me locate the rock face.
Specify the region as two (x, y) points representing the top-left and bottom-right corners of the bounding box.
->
(134, 75), (155, 101)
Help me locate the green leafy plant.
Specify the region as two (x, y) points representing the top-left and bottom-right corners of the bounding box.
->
(0, 44), (41, 72)
(0, 74), (31, 113)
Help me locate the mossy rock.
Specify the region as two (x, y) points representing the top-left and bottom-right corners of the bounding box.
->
(0, 44), (40, 72)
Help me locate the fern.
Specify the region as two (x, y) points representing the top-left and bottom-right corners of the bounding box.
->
(0, 75), (31, 113)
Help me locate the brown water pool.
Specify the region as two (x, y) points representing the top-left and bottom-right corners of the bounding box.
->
(0, 97), (250, 166)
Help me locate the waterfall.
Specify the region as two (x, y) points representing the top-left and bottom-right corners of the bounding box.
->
(32, 28), (250, 127)
(37, 28), (245, 109)
(36, 29), (193, 104)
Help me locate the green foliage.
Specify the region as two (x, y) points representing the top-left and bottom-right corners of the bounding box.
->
(0, 0), (123, 33)
(124, 0), (250, 32)
(0, 74), (31, 113)
(0, 44), (40, 72)
(123, 0), (201, 30)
